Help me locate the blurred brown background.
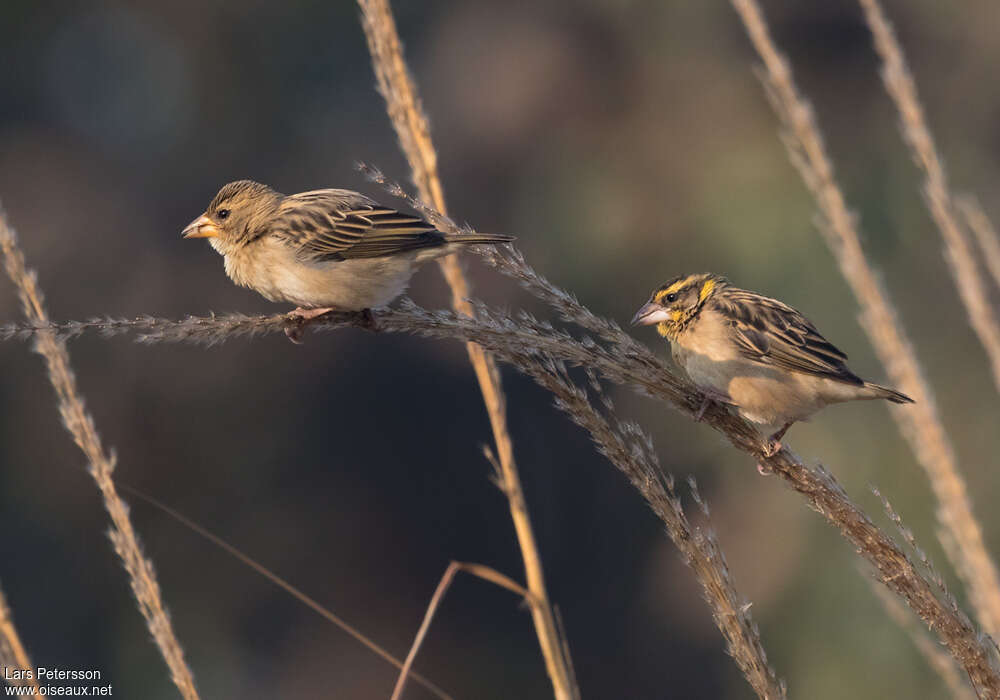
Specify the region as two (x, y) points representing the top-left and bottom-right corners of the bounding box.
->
(1, 0), (998, 697)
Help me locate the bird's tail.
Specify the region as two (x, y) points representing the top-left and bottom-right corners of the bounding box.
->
(863, 382), (914, 404)
(444, 233), (515, 246)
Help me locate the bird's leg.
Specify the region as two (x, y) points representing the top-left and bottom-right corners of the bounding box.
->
(695, 396), (711, 422)
(764, 422), (792, 455)
(756, 422), (793, 475)
(283, 306), (336, 344)
(290, 306), (336, 321)
(694, 388), (731, 422)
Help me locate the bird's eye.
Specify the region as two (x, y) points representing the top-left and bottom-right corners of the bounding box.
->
(217, 209), (230, 220)
(665, 293), (678, 303)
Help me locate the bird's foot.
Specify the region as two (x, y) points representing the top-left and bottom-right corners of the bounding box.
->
(695, 397), (711, 423)
(763, 422), (792, 456)
(283, 307), (336, 344)
(762, 438), (783, 458)
(694, 388), (731, 422)
(290, 306), (336, 321)
(358, 308), (379, 333)
(756, 422), (793, 474)
(283, 325), (305, 344)
(757, 442), (780, 476)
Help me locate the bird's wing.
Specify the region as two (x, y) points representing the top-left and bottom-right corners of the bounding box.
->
(713, 289), (863, 384)
(271, 189), (445, 262)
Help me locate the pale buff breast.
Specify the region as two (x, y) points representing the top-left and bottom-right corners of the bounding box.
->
(219, 237), (435, 310)
(670, 310), (860, 427)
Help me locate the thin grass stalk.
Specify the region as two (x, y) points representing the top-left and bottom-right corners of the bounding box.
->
(866, 485), (981, 698)
(858, 0), (1000, 394)
(958, 197), (1000, 294)
(866, 578), (974, 700)
(117, 483), (452, 700)
(0, 208), (200, 700)
(391, 562), (531, 700)
(0, 586), (40, 693)
(728, 0), (1000, 642)
(356, 3), (578, 698)
(16, 305), (1000, 693)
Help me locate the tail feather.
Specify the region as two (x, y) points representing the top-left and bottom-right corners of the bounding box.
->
(864, 382), (914, 404)
(444, 233), (514, 246)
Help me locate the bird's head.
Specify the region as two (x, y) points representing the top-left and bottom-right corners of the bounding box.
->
(182, 180), (282, 253)
(631, 273), (727, 339)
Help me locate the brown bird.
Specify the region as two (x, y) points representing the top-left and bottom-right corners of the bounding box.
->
(632, 273), (913, 466)
(183, 180), (512, 340)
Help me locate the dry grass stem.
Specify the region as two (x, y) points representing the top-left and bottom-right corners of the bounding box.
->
(729, 0), (1000, 643)
(868, 486), (974, 699)
(859, 0), (1000, 394)
(0, 586), (40, 692)
(2, 3), (989, 694)
(13, 292), (1000, 691)
(866, 577), (975, 700)
(871, 487), (956, 605)
(391, 562), (531, 700)
(523, 363), (785, 699)
(959, 197), (1000, 293)
(0, 208), (200, 700)
(357, 2), (578, 698)
(118, 484), (452, 700)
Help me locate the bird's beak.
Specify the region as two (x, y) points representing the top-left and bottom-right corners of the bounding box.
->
(631, 301), (671, 326)
(182, 215), (219, 239)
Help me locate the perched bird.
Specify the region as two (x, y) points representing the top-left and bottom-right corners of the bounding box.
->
(632, 273), (912, 462)
(183, 180), (513, 340)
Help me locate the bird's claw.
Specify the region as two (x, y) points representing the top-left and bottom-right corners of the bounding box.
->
(358, 308), (379, 333)
(283, 320), (306, 344)
(756, 441), (780, 476)
(282, 307), (378, 343)
(695, 397), (711, 423)
(762, 438), (782, 458)
(757, 423), (793, 475)
(760, 422), (792, 461)
(694, 389), (731, 422)
(283, 307), (335, 344)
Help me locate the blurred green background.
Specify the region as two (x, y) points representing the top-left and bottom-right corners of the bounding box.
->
(1, 0), (998, 697)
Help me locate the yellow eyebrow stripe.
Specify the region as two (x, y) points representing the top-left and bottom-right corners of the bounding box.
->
(654, 279), (687, 303)
(699, 278), (716, 303)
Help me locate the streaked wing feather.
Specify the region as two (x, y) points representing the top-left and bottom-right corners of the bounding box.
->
(273, 191), (445, 261)
(715, 290), (862, 384)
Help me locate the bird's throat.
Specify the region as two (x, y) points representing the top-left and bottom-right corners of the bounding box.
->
(657, 321), (679, 340)
(657, 308), (697, 340)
